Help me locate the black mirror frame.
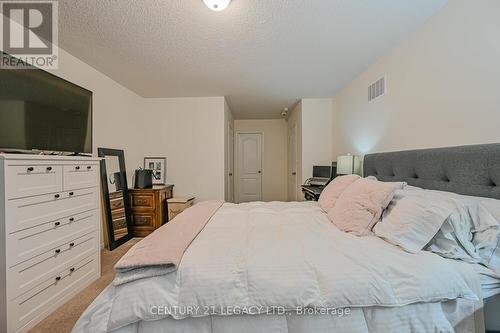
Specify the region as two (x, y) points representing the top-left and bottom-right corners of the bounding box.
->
(98, 148), (133, 250)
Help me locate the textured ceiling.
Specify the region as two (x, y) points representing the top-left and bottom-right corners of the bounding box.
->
(58, 0), (447, 119)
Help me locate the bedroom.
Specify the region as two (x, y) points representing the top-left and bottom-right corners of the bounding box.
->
(0, 0), (499, 332)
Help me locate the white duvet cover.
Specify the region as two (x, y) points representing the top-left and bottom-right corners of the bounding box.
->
(73, 202), (483, 333)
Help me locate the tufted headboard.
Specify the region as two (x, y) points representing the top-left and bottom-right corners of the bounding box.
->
(363, 144), (500, 200)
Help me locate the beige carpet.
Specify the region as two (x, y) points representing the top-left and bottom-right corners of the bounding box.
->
(28, 238), (141, 333)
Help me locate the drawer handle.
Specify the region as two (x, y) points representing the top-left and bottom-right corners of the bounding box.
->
(46, 166), (52, 171)
(69, 192), (74, 196)
(75, 166), (81, 170)
(27, 166), (34, 172)
(69, 217), (75, 222)
(69, 242), (75, 247)
(70, 267), (75, 272)
(55, 249), (61, 254)
(54, 194), (60, 199)
(55, 276), (61, 281)
(87, 166), (92, 170)
(54, 221), (61, 227)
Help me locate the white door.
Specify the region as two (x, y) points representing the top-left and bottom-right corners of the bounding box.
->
(288, 124), (297, 201)
(227, 123), (235, 202)
(237, 133), (262, 203)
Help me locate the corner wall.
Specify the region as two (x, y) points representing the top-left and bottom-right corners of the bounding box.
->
(49, 48), (145, 177)
(301, 99), (334, 183)
(142, 97), (226, 201)
(50, 49), (227, 201)
(331, 0), (500, 157)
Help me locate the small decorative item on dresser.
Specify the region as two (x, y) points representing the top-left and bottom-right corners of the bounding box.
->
(167, 197), (196, 220)
(144, 157), (167, 185)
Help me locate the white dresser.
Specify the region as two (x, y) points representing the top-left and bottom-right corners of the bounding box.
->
(0, 154), (101, 333)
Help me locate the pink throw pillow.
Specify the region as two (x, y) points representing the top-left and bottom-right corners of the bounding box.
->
(318, 175), (361, 212)
(328, 178), (405, 236)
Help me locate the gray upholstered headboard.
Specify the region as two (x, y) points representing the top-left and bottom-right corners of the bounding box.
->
(363, 144), (500, 200)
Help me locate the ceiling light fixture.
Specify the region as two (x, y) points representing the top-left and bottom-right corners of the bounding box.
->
(203, 0), (231, 12)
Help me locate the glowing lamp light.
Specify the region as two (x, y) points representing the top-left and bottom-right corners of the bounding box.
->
(203, 0), (231, 11)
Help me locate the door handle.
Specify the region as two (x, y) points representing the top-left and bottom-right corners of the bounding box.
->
(258, 171), (262, 174)
(292, 172), (297, 175)
(228, 173), (233, 176)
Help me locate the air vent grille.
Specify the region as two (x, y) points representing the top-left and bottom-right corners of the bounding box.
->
(368, 76), (385, 102)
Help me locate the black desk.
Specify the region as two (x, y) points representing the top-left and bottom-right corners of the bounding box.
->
(301, 185), (325, 201)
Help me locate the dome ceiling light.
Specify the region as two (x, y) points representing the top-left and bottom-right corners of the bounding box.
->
(203, 0), (231, 12)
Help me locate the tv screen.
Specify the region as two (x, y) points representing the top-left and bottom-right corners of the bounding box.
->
(0, 53), (92, 154)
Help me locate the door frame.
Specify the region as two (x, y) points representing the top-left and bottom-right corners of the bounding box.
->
(226, 121), (235, 203)
(288, 124), (298, 201)
(235, 130), (264, 203)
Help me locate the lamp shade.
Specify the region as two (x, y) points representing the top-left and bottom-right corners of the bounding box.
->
(337, 155), (359, 175)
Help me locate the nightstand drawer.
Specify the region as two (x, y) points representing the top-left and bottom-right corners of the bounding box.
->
(131, 212), (154, 227)
(131, 194), (154, 209)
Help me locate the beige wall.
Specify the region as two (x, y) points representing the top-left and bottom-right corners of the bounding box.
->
(286, 99), (334, 201)
(331, 0), (500, 157)
(142, 97), (226, 201)
(234, 119), (288, 202)
(49, 48), (146, 180)
(48, 50), (226, 202)
(301, 99), (334, 183)
(49, 49), (227, 201)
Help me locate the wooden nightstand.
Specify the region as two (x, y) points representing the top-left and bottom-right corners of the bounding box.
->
(167, 197), (195, 220)
(129, 185), (174, 236)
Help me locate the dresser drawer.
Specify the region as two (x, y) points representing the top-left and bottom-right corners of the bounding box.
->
(6, 210), (98, 267)
(131, 194), (154, 209)
(8, 252), (99, 333)
(7, 232), (97, 301)
(6, 165), (63, 199)
(5, 188), (98, 234)
(63, 164), (98, 191)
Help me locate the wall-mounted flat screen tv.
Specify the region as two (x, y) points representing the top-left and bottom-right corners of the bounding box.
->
(0, 52), (92, 154)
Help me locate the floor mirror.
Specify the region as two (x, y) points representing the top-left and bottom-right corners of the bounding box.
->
(98, 148), (133, 250)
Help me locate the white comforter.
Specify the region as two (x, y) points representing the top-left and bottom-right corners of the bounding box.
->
(73, 201), (481, 332)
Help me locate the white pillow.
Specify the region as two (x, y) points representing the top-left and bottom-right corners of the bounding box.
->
(425, 200), (500, 273)
(374, 188), (452, 253)
(405, 188), (500, 272)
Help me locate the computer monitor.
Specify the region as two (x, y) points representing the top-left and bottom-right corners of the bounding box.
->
(313, 166), (332, 179)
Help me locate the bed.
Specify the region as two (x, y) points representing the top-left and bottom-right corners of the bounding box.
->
(73, 144), (500, 333)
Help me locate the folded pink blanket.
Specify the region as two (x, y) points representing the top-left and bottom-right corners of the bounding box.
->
(114, 200), (223, 283)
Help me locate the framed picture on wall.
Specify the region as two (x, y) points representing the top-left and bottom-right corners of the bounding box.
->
(144, 157), (166, 185)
